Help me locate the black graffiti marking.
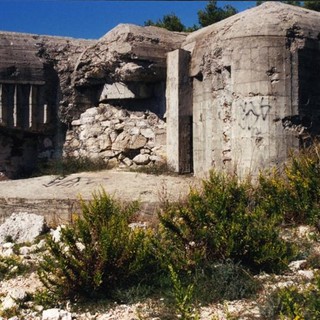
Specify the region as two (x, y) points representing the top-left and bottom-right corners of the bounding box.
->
(43, 176), (95, 188)
(238, 97), (272, 133)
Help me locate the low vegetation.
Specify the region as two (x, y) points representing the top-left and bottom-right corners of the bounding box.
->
(262, 273), (320, 319)
(0, 256), (28, 281)
(33, 156), (110, 177)
(36, 142), (320, 318)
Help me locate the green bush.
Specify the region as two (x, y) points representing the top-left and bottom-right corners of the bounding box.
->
(158, 171), (295, 273)
(306, 250), (320, 269)
(39, 189), (157, 299)
(257, 144), (320, 226)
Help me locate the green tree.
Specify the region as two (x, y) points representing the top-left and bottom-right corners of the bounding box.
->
(198, 0), (237, 27)
(304, 1), (320, 11)
(144, 13), (186, 32)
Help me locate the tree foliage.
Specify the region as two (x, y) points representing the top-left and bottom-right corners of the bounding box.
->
(304, 1), (320, 11)
(145, 0), (320, 33)
(144, 13), (187, 32)
(144, 0), (237, 32)
(198, 0), (237, 27)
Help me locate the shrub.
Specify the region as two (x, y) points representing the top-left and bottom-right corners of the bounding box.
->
(38, 189), (157, 300)
(158, 171), (295, 274)
(192, 261), (259, 303)
(306, 250), (320, 269)
(257, 143), (320, 226)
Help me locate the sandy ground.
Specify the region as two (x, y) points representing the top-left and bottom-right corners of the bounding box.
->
(0, 169), (199, 203)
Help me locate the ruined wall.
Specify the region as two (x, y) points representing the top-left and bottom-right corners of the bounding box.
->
(67, 24), (187, 123)
(0, 26), (185, 177)
(61, 25), (186, 170)
(0, 31), (94, 177)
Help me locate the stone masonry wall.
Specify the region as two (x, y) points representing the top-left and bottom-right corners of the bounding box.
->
(63, 103), (166, 168)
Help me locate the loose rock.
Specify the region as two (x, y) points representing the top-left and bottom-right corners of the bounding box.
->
(0, 212), (46, 244)
(42, 308), (72, 320)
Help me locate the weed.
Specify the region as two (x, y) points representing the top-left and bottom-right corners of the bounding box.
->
(306, 250), (320, 269)
(31, 289), (60, 310)
(4, 235), (14, 243)
(33, 156), (110, 177)
(257, 143), (320, 227)
(0, 306), (19, 318)
(129, 161), (178, 176)
(168, 265), (199, 320)
(192, 261), (259, 303)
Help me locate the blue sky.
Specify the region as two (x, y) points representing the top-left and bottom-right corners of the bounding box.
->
(0, 1), (256, 39)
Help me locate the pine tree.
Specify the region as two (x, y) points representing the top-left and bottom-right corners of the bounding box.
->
(198, 0), (237, 27)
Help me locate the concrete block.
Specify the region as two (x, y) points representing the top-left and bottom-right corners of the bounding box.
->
(100, 82), (152, 100)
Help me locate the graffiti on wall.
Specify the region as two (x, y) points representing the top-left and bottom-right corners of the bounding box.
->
(236, 96), (272, 135)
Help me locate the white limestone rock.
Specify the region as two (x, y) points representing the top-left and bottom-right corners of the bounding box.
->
(71, 119), (81, 126)
(140, 128), (154, 139)
(2, 288), (27, 310)
(2, 248), (14, 257)
(1, 296), (16, 310)
(2, 242), (14, 249)
(42, 308), (72, 320)
(99, 134), (112, 151)
(133, 154), (150, 165)
(288, 260), (307, 272)
(129, 134), (147, 150)
(0, 212), (46, 244)
(298, 270), (314, 279)
(19, 246), (31, 256)
(50, 226), (64, 243)
(150, 155), (165, 163)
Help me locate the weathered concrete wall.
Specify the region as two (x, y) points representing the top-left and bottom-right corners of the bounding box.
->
(182, 1), (320, 177)
(190, 36), (298, 176)
(166, 49), (193, 173)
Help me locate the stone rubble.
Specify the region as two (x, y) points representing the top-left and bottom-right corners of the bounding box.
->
(63, 104), (166, 167)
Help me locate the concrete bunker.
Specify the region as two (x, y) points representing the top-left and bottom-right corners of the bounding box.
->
(2, 2), (320, 178)
(166, 1), (320, 177)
